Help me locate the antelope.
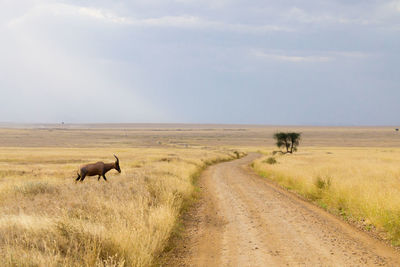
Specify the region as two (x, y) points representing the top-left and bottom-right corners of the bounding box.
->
(75, 155), (121, 182)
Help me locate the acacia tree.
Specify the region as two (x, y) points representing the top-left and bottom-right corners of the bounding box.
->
(273, 132), (301, 154)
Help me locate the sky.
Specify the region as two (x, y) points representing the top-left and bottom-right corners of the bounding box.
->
(1, 0), (399, 125)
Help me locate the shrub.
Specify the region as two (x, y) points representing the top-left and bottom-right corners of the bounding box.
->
(314, 176), (331, 190)
(264, 157), (277, 165)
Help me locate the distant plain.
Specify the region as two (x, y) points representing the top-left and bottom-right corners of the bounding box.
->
(0, 124), (399, 147)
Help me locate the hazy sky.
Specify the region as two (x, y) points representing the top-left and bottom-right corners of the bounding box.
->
(1, 0), (399, 125)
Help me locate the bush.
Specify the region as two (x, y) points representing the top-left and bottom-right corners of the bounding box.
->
(264, 157), (277, 165)
(314, 176), (331, 190)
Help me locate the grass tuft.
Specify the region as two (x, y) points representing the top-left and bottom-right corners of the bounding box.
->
(14, 182), (59, 196)
(314, 176), (331, 190)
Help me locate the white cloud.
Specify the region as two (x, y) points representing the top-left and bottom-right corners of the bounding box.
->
(6, 3), (291, 34)
(173, 0), (229, 8)
(252, 50), (333, 63)
(379, 1), (400, 16)
(7, 3), (133, 27)
(77, 7), (132, 24)
(252, 50), (371, 63)
(389, 0), (400, 11)
(329, 51), (370, 59)
(286, 7), (375, 26)
(131, 15), (292, 33)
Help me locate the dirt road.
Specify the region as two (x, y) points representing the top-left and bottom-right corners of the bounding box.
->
(165, 153), (400, 266)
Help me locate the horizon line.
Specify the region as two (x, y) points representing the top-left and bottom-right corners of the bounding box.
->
(0, 122), (399, 128)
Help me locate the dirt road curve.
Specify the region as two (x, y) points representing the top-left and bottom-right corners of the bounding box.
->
(165, 153), (400, 267)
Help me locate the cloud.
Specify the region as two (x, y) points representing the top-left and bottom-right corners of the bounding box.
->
(77, 7), (132, 24)
(130, 15), (292, 33)
(285, 7), (376, 26)
(1, 0), (399, 125)
(1, 3), (167, 123)
(252, 49), (371, 63)
(7, 3), (132, 26)
(378, 1), (400, 17)
(7, 3), (291, 34)
(252, 50), (333, 63)
(329, 51), (370, 59)
(388, 0), (400, 11)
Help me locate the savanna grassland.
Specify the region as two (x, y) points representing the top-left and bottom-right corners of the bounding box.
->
(1, 124), (400, 266)
(253, 147), (400, 246)
(0, 126), (241, 266)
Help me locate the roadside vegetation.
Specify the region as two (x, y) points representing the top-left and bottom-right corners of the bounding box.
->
(253, 147), (400, 245)
(0, 147), (236, 266)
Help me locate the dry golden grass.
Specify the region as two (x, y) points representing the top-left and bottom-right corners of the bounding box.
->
(0, 147), (236, 266)
(253, 147), (400, 245)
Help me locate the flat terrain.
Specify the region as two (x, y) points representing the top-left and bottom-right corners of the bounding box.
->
(0, 124), (399, 147)
(1, 124), (400, 266)
(166, 154), (400, 266)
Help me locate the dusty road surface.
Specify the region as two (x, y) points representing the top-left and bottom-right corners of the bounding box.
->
(165, 153), (400, 267)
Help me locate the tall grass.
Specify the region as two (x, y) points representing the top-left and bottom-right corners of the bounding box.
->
(0, 147), (235, 266)
(253, 147), (400, 245)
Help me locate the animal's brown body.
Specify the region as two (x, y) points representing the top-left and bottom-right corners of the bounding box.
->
(75, 155), (121, 182)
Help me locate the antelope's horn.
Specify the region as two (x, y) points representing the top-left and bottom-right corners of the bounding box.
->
(114, 154), (119, 162)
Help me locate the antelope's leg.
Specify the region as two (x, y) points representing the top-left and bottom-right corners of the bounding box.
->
(75, 174), (81, 182)
(98, 175), (101, 181)
(102, 175), (108, 182)
(80, 174), (87, 182)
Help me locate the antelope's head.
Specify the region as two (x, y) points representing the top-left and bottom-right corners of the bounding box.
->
(114, 155), (121, 173)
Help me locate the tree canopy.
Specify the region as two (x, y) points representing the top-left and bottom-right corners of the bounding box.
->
(273, 132), (301, 154)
